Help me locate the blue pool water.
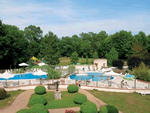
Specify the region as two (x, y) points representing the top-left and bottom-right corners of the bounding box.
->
(70, 72), (114, 81)
(126, 74), (133, 78)
(0, 73), (47, 80)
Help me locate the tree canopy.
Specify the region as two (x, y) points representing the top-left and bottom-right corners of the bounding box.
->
(1, 19), (150, 69)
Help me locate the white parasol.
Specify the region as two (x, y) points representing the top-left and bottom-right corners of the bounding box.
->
(103, 70), (121, 76)
(0, 71), (15, 79)
(33, 70), (47, 76)
(19, 63), (29, 66)
(38, 63), (47, 66)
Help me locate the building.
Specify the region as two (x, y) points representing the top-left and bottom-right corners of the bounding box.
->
(94, 59), (107, 69)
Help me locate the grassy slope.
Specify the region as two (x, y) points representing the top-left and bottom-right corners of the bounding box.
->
(88, 90), (150, 113)
(59, 57), (93, 66)
(0, 90), (24, 109)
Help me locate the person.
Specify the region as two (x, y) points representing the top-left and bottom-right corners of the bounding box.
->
(107, 76), (109, 81)
(88, 65), (90, 71)
(124, 82), (129, 86)
(76, 81), (79, 86)
(79, 83), (81, 88)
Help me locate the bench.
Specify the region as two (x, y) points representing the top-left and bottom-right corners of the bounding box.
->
(47, 84), (56, 90)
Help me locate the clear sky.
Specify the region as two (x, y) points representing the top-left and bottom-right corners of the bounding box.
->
(0, 0), (150, 38)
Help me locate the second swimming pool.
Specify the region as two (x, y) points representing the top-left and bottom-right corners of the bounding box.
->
(70, 72), (114, 81)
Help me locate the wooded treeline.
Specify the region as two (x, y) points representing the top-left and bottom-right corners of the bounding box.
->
(1, 20), (150, 69)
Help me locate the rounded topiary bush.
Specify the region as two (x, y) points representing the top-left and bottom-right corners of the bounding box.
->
(17, 108), (29, 113)
(73, 94), (87, 104)
(107, 105), (118, 113)
(29, 95), (47, 107)
(28, 104), (48, 113)
(99, 106), (108, 113)
(67, 84), (78, 93)
(34, 86), (46, 95)
(80, 102), (97, 113)
(0, 88), (7, 99)
(99, 105), (118, 113)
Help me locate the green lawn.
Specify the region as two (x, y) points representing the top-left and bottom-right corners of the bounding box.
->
(28, 91), (90, 109)
(59, 57), (93, 66)
(0, 90), (24, 109)
(88, 90), (150, 113)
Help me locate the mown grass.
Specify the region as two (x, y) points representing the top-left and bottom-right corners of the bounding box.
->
(88, 90), (150, 113)
(59, 57), (93, 66)
(0, 90), (24, 109)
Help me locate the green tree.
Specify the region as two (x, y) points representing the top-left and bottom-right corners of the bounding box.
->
(24, 25), (43, 58)
(0, 24), (28, 69)
(42, 31), (60, 65)
(71, 52), (79, 64)
(111, 30), (134, 59)
(59, 36), (73, 57)
(93, 51), (98, 59)
(86, 55), (89, 64)
(105, 47), (118, 66)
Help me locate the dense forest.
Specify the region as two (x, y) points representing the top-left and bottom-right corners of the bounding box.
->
(1, 20), (150, 69)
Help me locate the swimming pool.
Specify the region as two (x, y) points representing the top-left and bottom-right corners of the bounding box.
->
(0, 73), (47, 80)
(70, 72), (114, 81)
(126, 74), (133, 78)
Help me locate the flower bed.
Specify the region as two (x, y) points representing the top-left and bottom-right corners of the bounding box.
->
(65, 110), (76, 113)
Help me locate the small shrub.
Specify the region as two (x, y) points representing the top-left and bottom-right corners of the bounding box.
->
(80, 102), (97, 113)
(93, 89), (98, 91)
(17, 108), (29, 113)
(28, 104), (48, 113)
(29, 95), (47, 107)
(67, 84), (78, 93)
(133, 91), (139, 94)
(100, 105), (118, 113)
(34, 86), (46, 95)
(99, 106), (108, 113)
(73, 94), (87, 105)
(18, 89), (22, 91)
(0, 88), (7, 99)
(131, 62), (150, 81)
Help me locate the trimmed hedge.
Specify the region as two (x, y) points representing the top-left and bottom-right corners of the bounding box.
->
(0, 88), (6, 99)
(17, 108), (29, 113)
(73, 94), (87, 105)
(80, 102), (97, 113)
(67, 84), (78, 93)
(100, 105), (118, 113)
(29, 95), (47, 107)
(28, 104), (48, 113)
(34, 86), (46, 95)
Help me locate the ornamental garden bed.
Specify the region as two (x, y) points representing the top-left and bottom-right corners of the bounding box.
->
(28, 91), (90, 109)
(18, 85), (119, 113)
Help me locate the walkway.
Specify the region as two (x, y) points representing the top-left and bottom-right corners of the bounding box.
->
(0, 90), (34, 113)
(0, 88), (122, 113)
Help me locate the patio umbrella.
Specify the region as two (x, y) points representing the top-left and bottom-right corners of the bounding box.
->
(0, 71), (15, 79)
(38, 63), (46, 66)
(18, 63), (29, 66)
(103, 70), (121, 76)
(33, 70), (47, 76)
(31, 56), (38, 61)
